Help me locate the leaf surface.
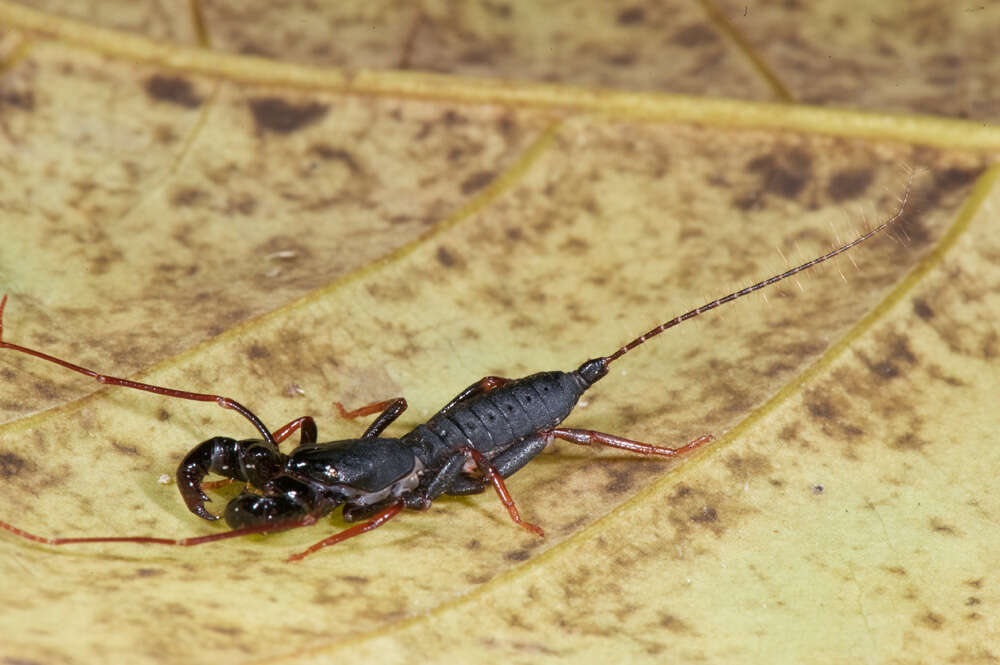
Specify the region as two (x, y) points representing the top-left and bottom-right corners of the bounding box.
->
(0, 2), (998, 664)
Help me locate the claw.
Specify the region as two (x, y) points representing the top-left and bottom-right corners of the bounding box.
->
(177, 437), (238, 521)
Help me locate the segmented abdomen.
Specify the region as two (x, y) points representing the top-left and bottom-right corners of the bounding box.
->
(406, 371), (587, 462)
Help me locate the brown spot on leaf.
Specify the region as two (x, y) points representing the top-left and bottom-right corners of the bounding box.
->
(249, 97), (329, 134)
(145, 75), (202, 108)
(111, 442), (139, 456)
(171, 187), (208, 207)
(891, 431), (929, 452)
(912, 298), (934, 320)
(617, 7), (646, 24)
(805, 391), (838, 420)
(930, 517), (957, 535)
(690, 506), (718, 523)
(672, 24), (716, 47)
(827, 168), (873, 202)
(933, 167), (981, 191)
(746, 149), (813, 200)
(436, 245), (465, 269)
(0, 452), (27, 478)
(0, 89), (35, 110)
(657, 612), (691, 632)
(725, 453), (774, 478)
(918, 611), (945, 630)
(604, 468), (634, 494)
(460, 170), (496, 195)
(506, 549), (531, 562)
(247, 344), (270, 360)
(308, 144), (362, 173)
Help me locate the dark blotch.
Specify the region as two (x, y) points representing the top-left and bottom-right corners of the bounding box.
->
(912, 298), (934, 320)
(747, 149), (812, 200)
(869, 361), (899, 379)
(135, 568), (163, 577)
(112, 442), (139, 456)
(460, 170), (496, 195)
(812, 484), (824, 494)
(437, 245), (458, 268)
(805, 393), (837, 420)
(966, 596), (981, 606)
(247, 344), (270, 360)
(249, 97), (329, 134)
(690, 506), (718, 523)
(309, 144), (361, 173)
(617, 6), (646, 24)
(920, 611), (945, 630)
(671, 24), (716, 47)
(930, 518), (957, 535)
(934, 167), (981, 191)
(506, 549), (531, 561)
(441, 110), (467, 126)
(171, 187), (207, 207)
(605, 469), (633, 493)
(145, 75), (202, 108)
(0, 452), (27, 478)
(0, 89), (35, 110)
(657, 612), (690, 632)
(827, 168), (873, 202)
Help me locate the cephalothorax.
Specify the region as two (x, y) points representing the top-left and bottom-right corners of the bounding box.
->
(0, 185), (910, 561)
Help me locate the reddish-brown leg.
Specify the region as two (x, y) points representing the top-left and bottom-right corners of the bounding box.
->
(549, 428), (713, 457)
(0, 294), (276, 445)
(0, 515), (318, 550)
(271, 416), (318, 445)
(333, 399), (399, 419)
(285, 501), (404, 562)
(460, 446), (544, 537)
(334, 398), (407, 439)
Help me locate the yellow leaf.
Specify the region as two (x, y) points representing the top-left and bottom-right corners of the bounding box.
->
(1, 2), (998, 663)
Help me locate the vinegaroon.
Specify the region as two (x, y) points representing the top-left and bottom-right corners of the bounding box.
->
(0, 186), (910, 562)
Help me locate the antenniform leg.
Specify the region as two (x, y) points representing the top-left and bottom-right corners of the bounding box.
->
(0, 294), (277, 445)
(0, 515), (319, 551)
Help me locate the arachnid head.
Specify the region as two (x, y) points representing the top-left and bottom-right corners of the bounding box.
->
(286, 438), (420, 497)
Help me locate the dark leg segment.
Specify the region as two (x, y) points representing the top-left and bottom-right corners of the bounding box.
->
(334, 398), (408, 439)
(272, 416), (317, 445)
(437, 376), (510, 416)
(550, 428), (712, 457)
(0, 295), (277, 445)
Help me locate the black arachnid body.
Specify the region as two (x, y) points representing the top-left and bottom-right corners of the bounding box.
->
(0, 185), (910, 561)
